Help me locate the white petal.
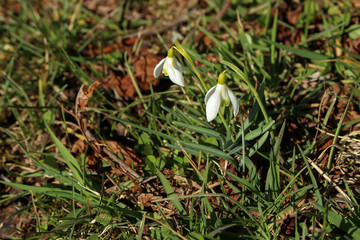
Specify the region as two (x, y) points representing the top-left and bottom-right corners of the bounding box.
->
(220, 85), (230, 106)
(166, 59), (185, 87)
(226, 86), (239, 117)
(205, 85), (217, 105)
(174, 58), (183, 73)
(206, 85), (222, 122)
(153, 58), (166, 78)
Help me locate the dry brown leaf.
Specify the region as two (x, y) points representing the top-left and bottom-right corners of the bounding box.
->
(83, 0), (117, 15)
(71, 139), (86, 154)
(105, 140), (142, 167)
(76, 81), (101, 109)
(134, 53), (161, 91)
(138, 193), (162, 207)
(100, 50), (162, 99)
(350, 36), (360, 56)
(352, 0), (360, 9)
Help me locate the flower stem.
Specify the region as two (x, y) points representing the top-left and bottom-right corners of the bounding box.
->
(243, 76), (275, 141)
(174, 41), (208, 92)
(221, 60), (275, 143)
(219, 106), (230, 133)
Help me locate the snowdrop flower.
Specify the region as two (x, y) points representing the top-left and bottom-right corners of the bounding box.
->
(205, 72), (239, 122)
(153, 47), (184, 87)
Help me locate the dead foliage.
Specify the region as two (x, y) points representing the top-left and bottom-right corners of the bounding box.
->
(2, 0), (360, 238)
(99, 49), (162, 100)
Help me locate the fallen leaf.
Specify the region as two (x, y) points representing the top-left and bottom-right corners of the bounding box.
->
(100, 49), (162, 99)
(105, 140), (143, 167)
(138, 193), (162, 207)
(350, 36), (360, 55)
(71, 139), (86, 154)
(76, 81), (101, 109)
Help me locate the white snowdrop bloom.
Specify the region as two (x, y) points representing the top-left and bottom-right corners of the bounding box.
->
(205, 72), (239, 122)
(153, 47), (184, 87)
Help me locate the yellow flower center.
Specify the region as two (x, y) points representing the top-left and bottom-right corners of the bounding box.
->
(163, 68), (168, 76)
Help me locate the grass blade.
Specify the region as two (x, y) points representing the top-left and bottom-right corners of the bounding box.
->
(156, 168), (187, 216)
(44, 122), (86, 186)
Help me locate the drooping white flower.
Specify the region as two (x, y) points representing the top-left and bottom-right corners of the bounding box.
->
(153, 47), (184, 87)
(205, 72), (239, 122)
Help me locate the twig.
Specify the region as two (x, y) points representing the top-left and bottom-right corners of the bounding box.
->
(83, 7), (121, 39)
(74, 83), (159, 194)
(193, 182), (220, 195)
(193, 0), (232, 43)
(30, 191), (41, 230)
(177, 141), (203, 180)
(315, 127), (360, 143)
(143, 215), (188, 240)
(102, 147), (141, 180)
(306, 157), (354, 207)
(121, 16), (188, 40)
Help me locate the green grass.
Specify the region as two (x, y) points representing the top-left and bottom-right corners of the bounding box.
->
(1, 0), (360, 239)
